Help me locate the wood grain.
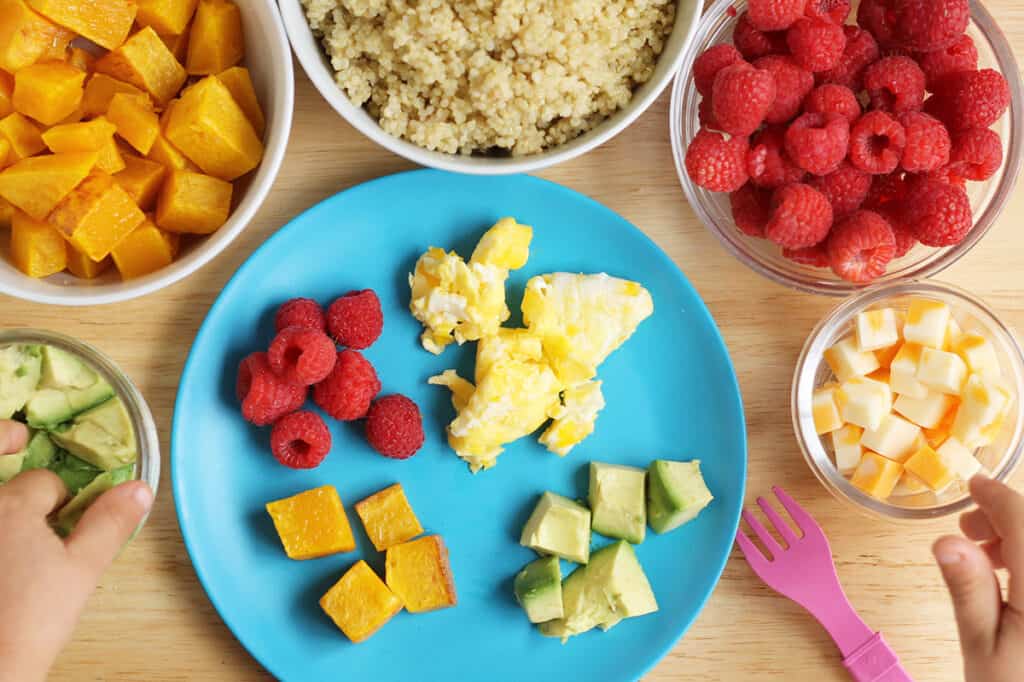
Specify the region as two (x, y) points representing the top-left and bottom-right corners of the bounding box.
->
(8, 4), (1023, 678)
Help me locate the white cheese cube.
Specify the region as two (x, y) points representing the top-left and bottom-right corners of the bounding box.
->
(831, 424), (864, 475)
(952, 374), (1012, 448)
(952, 332), (1001, 378)
(917, 347), (968, 395)
(891, 472), (930, 497)
(936, 437), (982, 481)
(825, 336), (881, 382)
(894, 391), (957, 429)
(904, 298), (951, 349)
(890, 343), (929, 399)
(861, 414), (922, 462)
(944, 317), (963, 351)
(837, 376), (893, 431)
(812, 385), (844, 434)
(856, 308), (901, 352)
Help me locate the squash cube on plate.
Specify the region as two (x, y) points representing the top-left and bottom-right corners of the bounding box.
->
(137, 0), (200, 37)
(111, 218), (177, 279)
(155, 169), (231, 234)
(26, 0), (136, 51)
(95, 27), (187, 105)
(66, 249), (111, 279)
(0, 151), (98, 220)
(107, 93), (160, 155)
(10, 209), (65, 277)
(385, 535), (458, 613)
(216, 66), (265, 136)
(265, 485), (356, 560)
(48, 170), (145, 261)
(0, 112), (43, 161)
(0, 0), (65, 73)
(12, 62), (85, 126)
(158, 31), (189, 63)
(0, 71), (13, 119)
(43, 118), (125, 174)
(0, 138), (10, 170)
(186, 0), (243, 75)
(354, 483), (424, 552)
(320, 560), (403, 643)
(0, 196), (15, 227)
(113, 155), (166, 210)
(82, 73), (146, 118)
(40, 24), (73, 62)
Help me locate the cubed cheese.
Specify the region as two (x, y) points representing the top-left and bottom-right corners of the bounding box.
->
(892, 471), (930, 496)
(849, 451), (903, 500)
(894, 390), (957, 429)
(813, 385), (844, 434)
(836, 376), (893, 431)
(875, 343), (901, 369)
(952, 332), (1001, 378)
(856, 308), (900, 352)
(952, 374), (1012, 448)
(861, 414), (921, 462)
(936, 437), (982, 481)
(890, 343), (929, 399)
(904, 444), (956, 492)
(917, 347), (968, 395)
(825, 336), (880, 382)
(944, 317), (963, 351)
(831, 424), (863, 475)
(904, 298), (951, 349)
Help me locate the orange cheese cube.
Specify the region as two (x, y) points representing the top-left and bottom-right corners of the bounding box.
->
(186, 0), (243, 75)
(107, 93), (160, 154)
(12, 62), (85, 126)
(66, 249), (111, 279)
(0, 196), (15, 227)
(875, 343), (900, 370)
(68, 47), (95, 73)
(0, 112), (43, 160)
(82, 73), (146, 118)
(849, 451), (903, 500)
(26, 0), (136, 51)
(216, 66), (265, 136)
(385, 535), (458, 613)
(158, 31), (189, 63)
(110, 219), (177, 279)
(48, 171), (145, 261)
(10, 209), (65, 277)
(0, 71), (13, 118)
(0, 0), (65, 73)
(0, 151), (98, 220)
(320, 561), (403, 643)
(354, 484), (424, 552)
(95, 27), (187, 105)
(42, 118), (125, 174)
(265, 485), (356, 560)
(155, 169), (231, 233)
(137, 0), (199, 36)
(904, 444), (956, 492)
(113, 155), (166, 210)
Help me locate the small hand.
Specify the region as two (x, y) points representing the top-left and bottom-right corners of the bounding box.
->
(0, 420), (28, 455)
(934, 475), (1024, 682)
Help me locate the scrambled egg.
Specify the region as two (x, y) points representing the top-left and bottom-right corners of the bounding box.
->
(539, 380), (606, 456)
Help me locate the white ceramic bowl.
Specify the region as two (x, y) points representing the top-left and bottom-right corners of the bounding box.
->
(0, 0), (295, 306)
(279, 0), (701, 174)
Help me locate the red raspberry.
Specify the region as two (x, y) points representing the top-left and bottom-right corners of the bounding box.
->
(694, 44), (745, 96)
(805, 0), (850, 24)
(765, 183), (833, 248)
(712, 62), (777, 136)
(827, 210), (896, 283)
(754, 56), (815, 124)
(787, 18), (846, 72)
(784, 112), (850, 176)
(729, 184), (772, 237)
(237, 352), (307, 426)
(863, 56), (925, 114)
(365, 395), (425, 460)
(892, 0), (969, 52)
(685, 128), (750, 192)
(817, 26), (879, 91)
(698, 98), (720, 129)
(918, 35), (978, 90)
(947, 127), (1002, 181)
(268, 326), (338, 386)
(856, 0), (898, 47)
(897, 111), (951, 173)
(849, 111), (906, 174)
(928, 69), (1010, 131)
(803, 84), (861, 124)
(748, 0), (805, 31)
(903, 177), (973, 246)
(270, 411), (332, 469)
(808, 161), (872, 218)
(925, 164), (968, 189)
(275, 297), (325, 333)
(313, 349), (381, 421)
(734, 11), (789, 59)
(326, 289), (383, 350)
(747, 125), (806, 188)
(877, 204), (918, 257)
(864, 171), (909, 209)
(783, 243), (831, 267)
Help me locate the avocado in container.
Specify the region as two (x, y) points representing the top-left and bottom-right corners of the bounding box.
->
(0, 329), (159, 537)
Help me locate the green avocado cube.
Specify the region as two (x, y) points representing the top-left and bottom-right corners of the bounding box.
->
(513, 555), (563, 624)
(589, 462), (646, 544)
(520, 492), (591, 564)
(0, 344), (42, 419)
(39, 346), (98, 390)
(50, 397), (137, 471)
(54, 465), (134, 536)
(647, 460), (714, 534)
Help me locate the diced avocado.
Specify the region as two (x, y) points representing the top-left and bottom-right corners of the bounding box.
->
(66, 378), (115, 414)
(540, 561), (614, 641)
(647, 460), (714, 534)
(24, 379), (116, 430)
(49, 450), (103, 495)
(39, 346), (98, 390)
(589, 462), (647, 544)
(520, 492), (592, 564)
(0, 453), (25, 483)
(54, 465), (134, 536)
(513, 555), (563, 624)
(20, 430), (57, 470)
(0, 344), (42, 419)
(50, 398), (137, 471)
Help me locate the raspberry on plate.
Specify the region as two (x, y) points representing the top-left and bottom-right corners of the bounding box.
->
(928, 69), (1010, 131)
(313, 349), (381, 421)
(694, 44), (745, 96)
(712, 62), (777, 136)
(747, 126), (807, 188)
(849, 111), (906, 174)
(748, 0), (805, 31)
(783, 243), (831, 268)
(685, 128), (750, 192)
(268, 326), (338, 386)
(754, 56), (815, 124)
(786, 18), (846, 72)
(237, 352), (307, 426)
(784, 112), (850, 176)
(275, 297), (325, 333)
(891, 0), (969, 52)
(898, 111), (951, 173)
(948, 127), (1003, 181)
(856, 0), (898, 47)
(818, 26), (880, 91)
(365, 395), (425, 460)
(918, 35), (978, 90)
(730, 183), (772, 237)
(863, 56), (926, 114)
(327, 289), (384, 350)
(803, 84), (862, 124)
(271, 411), (332, 469)
(827, 210), (897, 283)
(805, 0), (850, 24)
(809, 161), (872, 218)
(903, 177), (973, 246)
(765, 183), (834, 248)
(734, 12), (789, 60)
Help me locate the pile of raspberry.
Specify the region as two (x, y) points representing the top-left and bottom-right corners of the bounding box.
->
(685, 0), (1008, 283)
(236, 291), (425, 469)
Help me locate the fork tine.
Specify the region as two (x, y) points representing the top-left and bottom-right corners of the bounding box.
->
(742, 509), (782, 558)
(772, 486), (815, 535)
(757, 496), (800, 546)
(735, 527), (771, 570)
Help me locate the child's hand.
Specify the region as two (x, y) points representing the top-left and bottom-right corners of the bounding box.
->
(0, 419), (28, 455)
(934, 475), (1024, 682)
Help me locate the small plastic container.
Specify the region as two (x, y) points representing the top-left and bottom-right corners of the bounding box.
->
(792, 281), (1024, 520)
(0, 329), (160, 531)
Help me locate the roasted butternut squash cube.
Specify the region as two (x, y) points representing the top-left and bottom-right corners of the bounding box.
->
(186, 0), (242, 75)
(0, 112), (43, 160)
(146, 132), (196, 171)
(68, 47), (94, 73)
(320, 561), (403, 643)
(155, 169), (230, 233)
(40, 24), (73, 62)
(107, 93), (159, 154)
(12, 62), (85, 126)
(66, 248), (111, 279)
(265, 485), (356, 560)
(48, 171), (144, 261)
(82, 73), (146, 118)
(113, 155), (165, 210)
(385, 535), (458, 613)
(158, 31), (189, 63)
(26, 0), (136, 51)
(95, 27), (187, 105)
(0, 0), (64, 73)
(0, 72), (13, 119)
(0, 151), (97, 220)
(354, 484), (424, 552)
(137, 0), (199, 36)
(10, 209), (65, 277)
(0, 138), (10, 169)
(110, 218), (176, 279)
(42, 118), (124, 173)
(216, 66), (264, 136)
(0, 196), (14, 227)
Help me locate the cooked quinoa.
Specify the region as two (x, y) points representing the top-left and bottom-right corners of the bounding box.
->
(301, 0), (676, 156)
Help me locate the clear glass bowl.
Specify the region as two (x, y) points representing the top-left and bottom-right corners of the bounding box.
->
(670, 0), (1024, 296)
(792, 281), (1024, 521)
(0, 329), (160, 532)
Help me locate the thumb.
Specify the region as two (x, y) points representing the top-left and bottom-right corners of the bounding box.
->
(66, 481), (153, 581)
(934, 535), (1001, 659)
(0, 419), (29, 455)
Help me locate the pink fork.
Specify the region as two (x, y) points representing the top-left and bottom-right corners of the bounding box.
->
(735, 486), (913, 682)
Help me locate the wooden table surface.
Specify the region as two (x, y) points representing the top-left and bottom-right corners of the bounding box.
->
(7, 7), (1023, 678)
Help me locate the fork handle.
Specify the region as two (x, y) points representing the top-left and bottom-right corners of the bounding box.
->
(843, 632), (914, 682)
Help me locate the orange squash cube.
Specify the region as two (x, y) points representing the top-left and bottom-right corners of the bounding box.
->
(68, 47), (95, 73)
(0, 0), (65, 73)
(82, 73), (147, 118)
(146, 132), (197, 172)
(42, 118), (125, 174)
(113, 155), (166, 210)
(0, 196), (15, 227)
(137, 0), (199, 37)
(10, 209), (65, 277)
(48, 171), (145, 261)
(107, 93), (160, 154)
(0, 138), (10, 169)
(216, 66), (265, 136)
(95, 27), (187, 105)
(385, 535), (458, 613)
(0, 72), (13, 119)
(0, 112), (43, 161)
(12, 62), (85, 126)
(0, 151), (98, 220)
(155, 169), (230, 234)
(66, 248), (111, 279)
(354, 483), (424, 552)
(110, 218), (177, 279)
(158, 31), (189, 63)
(40, 24), (73, 62)
(26, 0), (136, 51)
(320, 561), (403, 643)
(186, 0), (243, 75)
(265, 485), (356, 560)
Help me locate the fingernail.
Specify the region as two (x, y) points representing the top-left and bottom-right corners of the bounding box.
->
(131, 483), (154, 512)
(936, 550), (963, 565)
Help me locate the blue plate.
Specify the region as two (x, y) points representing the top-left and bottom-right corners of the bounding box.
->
(172, 170), (746, 682)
